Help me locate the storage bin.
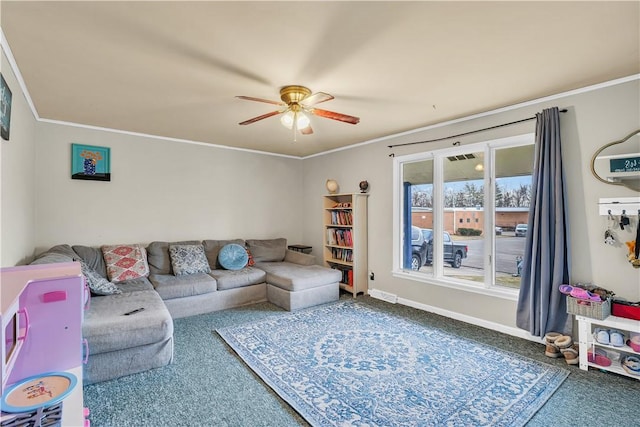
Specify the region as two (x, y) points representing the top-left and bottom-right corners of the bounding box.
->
(612, 300), (640, 321)
(566, 296), (611, 320)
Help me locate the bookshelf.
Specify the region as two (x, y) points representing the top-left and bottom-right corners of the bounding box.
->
(323, 193), (368, 296)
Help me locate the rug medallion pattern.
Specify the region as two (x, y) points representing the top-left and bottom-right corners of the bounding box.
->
(217, 302), (568, 426)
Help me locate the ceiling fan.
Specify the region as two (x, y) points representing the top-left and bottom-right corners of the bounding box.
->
(236, 85), (360, 136)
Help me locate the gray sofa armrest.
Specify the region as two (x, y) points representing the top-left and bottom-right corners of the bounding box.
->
(284, 249), (316, 266)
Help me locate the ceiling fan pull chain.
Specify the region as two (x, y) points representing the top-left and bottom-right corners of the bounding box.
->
(293, 114), (298, 142)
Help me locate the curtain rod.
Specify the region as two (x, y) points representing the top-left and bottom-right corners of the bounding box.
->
(387, 108), (568, 151)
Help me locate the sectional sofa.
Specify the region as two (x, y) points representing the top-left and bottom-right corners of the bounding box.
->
(30, 238), (341, 384)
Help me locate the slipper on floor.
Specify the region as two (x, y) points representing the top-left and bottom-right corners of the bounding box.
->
(587, 348), (612, 367)
(555, 335), (573, 349)
(560, 347), (579, 365)
(544, 332), (564, 358)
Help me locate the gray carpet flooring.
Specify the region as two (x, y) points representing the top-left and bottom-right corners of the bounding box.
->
(83, 295), (640, 426)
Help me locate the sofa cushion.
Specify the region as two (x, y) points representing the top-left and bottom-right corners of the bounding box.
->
(73, 245), (107, 278)
(46, 244), (80, 260)
(146, 240), (201, 275)
(202, 239), (245, 269)
(148, 273), (217, 300)
(115, 276), (155, 293)
(256, 262), (341, 292)
(209, 267), (266, 290)
(218, 243), (249, 271)
(169, 244), (211, 276)
(31, 246), (121, 296)
(102, 244), (150, 283)
(83, 290), (173, 354)
(284, 249), (316, 266)
(30, 252), (75, 265)
(245, 238), (287, 262)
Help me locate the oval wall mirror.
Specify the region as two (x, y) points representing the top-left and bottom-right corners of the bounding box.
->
(591, 129), (640, 192)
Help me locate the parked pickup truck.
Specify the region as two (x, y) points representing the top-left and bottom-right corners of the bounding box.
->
(411, 226), (429, 271)
(421, 228), (468, 268)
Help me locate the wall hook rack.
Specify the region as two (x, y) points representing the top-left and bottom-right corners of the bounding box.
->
(598, 197), (640, 216)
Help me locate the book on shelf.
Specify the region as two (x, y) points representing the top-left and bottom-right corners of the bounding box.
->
(329, 265), (353, 286)
(330, 247), (353, 262)
(326, 228), (336, 245)
(330, 210), (353, 226)
(327, 229), (352, 247)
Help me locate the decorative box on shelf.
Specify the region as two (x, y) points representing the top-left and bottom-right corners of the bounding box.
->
(566, 296), (611, 320)
(612, 300), (640, 321)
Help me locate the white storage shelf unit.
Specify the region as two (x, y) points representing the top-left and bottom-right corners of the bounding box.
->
(576, 315), (640, 380)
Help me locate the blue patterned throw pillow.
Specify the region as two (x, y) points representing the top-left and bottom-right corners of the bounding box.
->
(218, 243), (249, 271)
(169, 244), (211, 276)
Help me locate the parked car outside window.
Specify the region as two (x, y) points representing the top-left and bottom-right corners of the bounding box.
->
(411, 226), (428, 271)
(420, 228), (468, 268)
(495, 226), (503, 235)
(515, 224), (528, 237)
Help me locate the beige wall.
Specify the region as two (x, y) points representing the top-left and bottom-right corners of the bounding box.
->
(302, 78), (640, 331)
(0, 50), (37, 266)
(2, 36), (638, 336)
(32, 122), (305, 253)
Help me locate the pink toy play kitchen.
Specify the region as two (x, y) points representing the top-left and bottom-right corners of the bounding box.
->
(0, 262), (90, 426)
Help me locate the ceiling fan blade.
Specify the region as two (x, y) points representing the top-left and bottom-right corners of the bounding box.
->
(311, 108), (360, 125)
(239, 110), (282, 125)
(236, 96), (284, 106)
(300, 125), (314, 135)
(302, 92), (334, 106)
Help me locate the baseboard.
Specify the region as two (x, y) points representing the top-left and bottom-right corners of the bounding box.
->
(368, 289), (543, 343)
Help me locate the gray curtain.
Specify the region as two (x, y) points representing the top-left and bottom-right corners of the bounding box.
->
(516, 107), (571, 337)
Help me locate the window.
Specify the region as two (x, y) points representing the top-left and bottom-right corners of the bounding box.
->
(393, 134), (534, 297)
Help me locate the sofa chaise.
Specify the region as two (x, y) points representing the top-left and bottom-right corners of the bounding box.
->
(30, 238), (341, 384)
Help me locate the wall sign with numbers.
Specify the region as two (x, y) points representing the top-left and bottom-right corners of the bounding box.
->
(610, 156), (640, 173)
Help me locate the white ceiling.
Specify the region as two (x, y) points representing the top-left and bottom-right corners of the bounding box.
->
(1, 1), (638, 157)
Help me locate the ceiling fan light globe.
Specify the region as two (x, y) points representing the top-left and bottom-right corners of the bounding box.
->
(296, 112), (310, 129)
(280, 111), (295, 129)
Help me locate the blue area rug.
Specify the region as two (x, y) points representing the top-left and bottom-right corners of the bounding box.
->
(216, 301), (568, 426)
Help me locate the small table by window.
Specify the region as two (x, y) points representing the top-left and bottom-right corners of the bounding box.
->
(288, 245), (312, 254)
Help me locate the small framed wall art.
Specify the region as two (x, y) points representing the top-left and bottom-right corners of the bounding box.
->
(71, 143), (111, 181)
(1, 73), (12, 141)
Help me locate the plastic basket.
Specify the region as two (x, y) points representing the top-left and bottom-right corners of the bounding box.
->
(566, 296), (611, 320)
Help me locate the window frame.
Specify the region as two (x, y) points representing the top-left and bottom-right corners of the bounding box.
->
(392, 133), (534, 301)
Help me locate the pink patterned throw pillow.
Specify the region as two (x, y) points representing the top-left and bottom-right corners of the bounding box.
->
(102, 244), (150, 283)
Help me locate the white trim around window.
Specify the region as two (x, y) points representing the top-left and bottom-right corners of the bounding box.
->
(392, 133), (535, 301)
